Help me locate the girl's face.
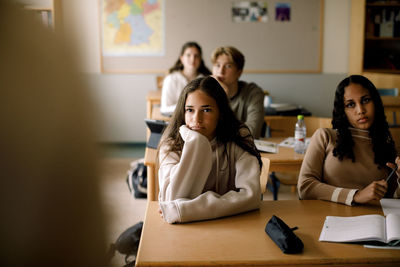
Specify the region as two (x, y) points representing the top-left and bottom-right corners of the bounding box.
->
(180, 47), (201, 72)
(184, 90), (220, 140)
(343, 83), (375, 130)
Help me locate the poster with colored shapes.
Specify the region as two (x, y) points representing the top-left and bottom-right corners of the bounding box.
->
(101, 0), (164, 56)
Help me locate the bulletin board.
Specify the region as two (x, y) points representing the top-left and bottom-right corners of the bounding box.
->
(100, 0), (323, 74)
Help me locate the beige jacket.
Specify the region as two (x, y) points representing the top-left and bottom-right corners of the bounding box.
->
(158, 125), (261, 223)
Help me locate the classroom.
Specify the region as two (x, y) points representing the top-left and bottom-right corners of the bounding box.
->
(5, 0), (400, 266)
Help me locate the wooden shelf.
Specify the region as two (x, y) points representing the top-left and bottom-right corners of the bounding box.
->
(363, 69), (400, 74)
(349, 0), (400, 88)
(365, 37), (400, 40)
(367, 3), (400, 7)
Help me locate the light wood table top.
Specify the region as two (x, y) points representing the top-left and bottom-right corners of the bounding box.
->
(136, 200), (399, 267)
(260, 137), (304, 172)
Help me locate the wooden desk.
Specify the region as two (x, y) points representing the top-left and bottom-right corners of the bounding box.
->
(260, 137), (303, 172)
(144, 138), (303, 201)
(151, 105), (170, 121)
(136, 200), (399, 267)
(146, 90), (161, 119)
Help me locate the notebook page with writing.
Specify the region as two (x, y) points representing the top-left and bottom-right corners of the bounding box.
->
(319, 215), (386, 243)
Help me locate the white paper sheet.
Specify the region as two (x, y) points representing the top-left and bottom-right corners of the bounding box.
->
(380, 199), (400, 216)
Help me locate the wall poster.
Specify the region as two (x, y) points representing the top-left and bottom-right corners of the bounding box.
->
(100, 0), (164, 57)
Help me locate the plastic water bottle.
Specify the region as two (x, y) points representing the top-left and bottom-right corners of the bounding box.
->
(294, 115), (307, 154)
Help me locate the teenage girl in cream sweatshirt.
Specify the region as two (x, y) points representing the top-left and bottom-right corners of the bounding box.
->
(158, 76), (262, 224)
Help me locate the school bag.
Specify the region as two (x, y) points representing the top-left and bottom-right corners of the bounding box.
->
(126, 158), (147, 198)
(107, 221), (143, 267)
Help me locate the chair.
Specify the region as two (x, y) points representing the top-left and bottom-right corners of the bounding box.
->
(264, 116), (331, 200)
(260, 157), (270, 194)
(146, 75), (164, 120)
(156, 75), (164, 90)
(265, 116), (332, 138)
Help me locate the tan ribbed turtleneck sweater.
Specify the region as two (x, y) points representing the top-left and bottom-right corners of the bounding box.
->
(298, 127), (400, 205)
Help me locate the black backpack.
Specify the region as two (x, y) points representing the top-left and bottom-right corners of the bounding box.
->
(108, 221), (143, 267)
(126, 158), (147, 198)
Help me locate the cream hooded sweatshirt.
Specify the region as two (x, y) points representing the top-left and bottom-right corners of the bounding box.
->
(158, 125), (261, 223)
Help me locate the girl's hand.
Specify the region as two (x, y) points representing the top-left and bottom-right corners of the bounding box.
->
(353, 179), (387, 204)
(386, 156), (400, 178)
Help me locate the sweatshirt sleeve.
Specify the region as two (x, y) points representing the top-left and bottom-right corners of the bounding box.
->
(297, 128), (357, 206)
(244, 84), (265, 139)
(160, 74), (177, 114)
(158, 125), (213, 202)
(158, 126), (261, 223)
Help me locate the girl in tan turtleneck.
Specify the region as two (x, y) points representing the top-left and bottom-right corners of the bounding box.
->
(298, 75), (400, 205)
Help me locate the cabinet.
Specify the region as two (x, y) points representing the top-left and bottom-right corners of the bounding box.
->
(349, 0), (400, 148)
(349, 0), (400, 88)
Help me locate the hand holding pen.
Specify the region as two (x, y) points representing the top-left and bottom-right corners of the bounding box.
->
(386, 156), (400, 183)
(354, 158), (399, 204)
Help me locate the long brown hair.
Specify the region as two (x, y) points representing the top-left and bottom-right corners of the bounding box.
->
(168, 42), (211, 75)
(158, 76), (262, 169)
(332, 75), (396, 166)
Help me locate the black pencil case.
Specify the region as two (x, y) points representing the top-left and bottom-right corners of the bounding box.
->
(265, 215), (304, 254)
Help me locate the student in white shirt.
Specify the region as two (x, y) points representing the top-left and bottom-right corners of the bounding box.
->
(160, 42), (211, 115)
(157, 76), (262, 224)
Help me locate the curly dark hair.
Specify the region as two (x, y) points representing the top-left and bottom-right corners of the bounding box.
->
(332, 75), (396, 167)
(168, 42), (211, 75)
(159, 76), (262, 169)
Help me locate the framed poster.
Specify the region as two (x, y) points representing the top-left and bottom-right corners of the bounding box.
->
(100, 0), (165, 72)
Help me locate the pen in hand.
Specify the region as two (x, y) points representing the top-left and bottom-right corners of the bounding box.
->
(386, 164), (398, 182)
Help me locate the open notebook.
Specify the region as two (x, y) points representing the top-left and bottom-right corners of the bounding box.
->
(319, 214), (400, 247)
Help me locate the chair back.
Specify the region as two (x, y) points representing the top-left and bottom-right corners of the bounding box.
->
(304, 117), (332, 136)
(264, 116), (331, 137)
(157, 75), (164, 90)
(260, 157), (270, 194)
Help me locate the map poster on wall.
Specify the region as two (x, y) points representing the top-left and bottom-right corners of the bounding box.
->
(101, 0), (164, 56)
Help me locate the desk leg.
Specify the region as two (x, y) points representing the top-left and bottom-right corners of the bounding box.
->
(147, 165), (156, 201)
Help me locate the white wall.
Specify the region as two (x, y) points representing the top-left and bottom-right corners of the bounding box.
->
(60, 0), (351, 143)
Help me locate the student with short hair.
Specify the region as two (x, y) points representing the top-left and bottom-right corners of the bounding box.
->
(160, 41), (211, 115)
(298, 75), (400, 205)
(211, 46), (265, 138)
(158, 76), (262, 224)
